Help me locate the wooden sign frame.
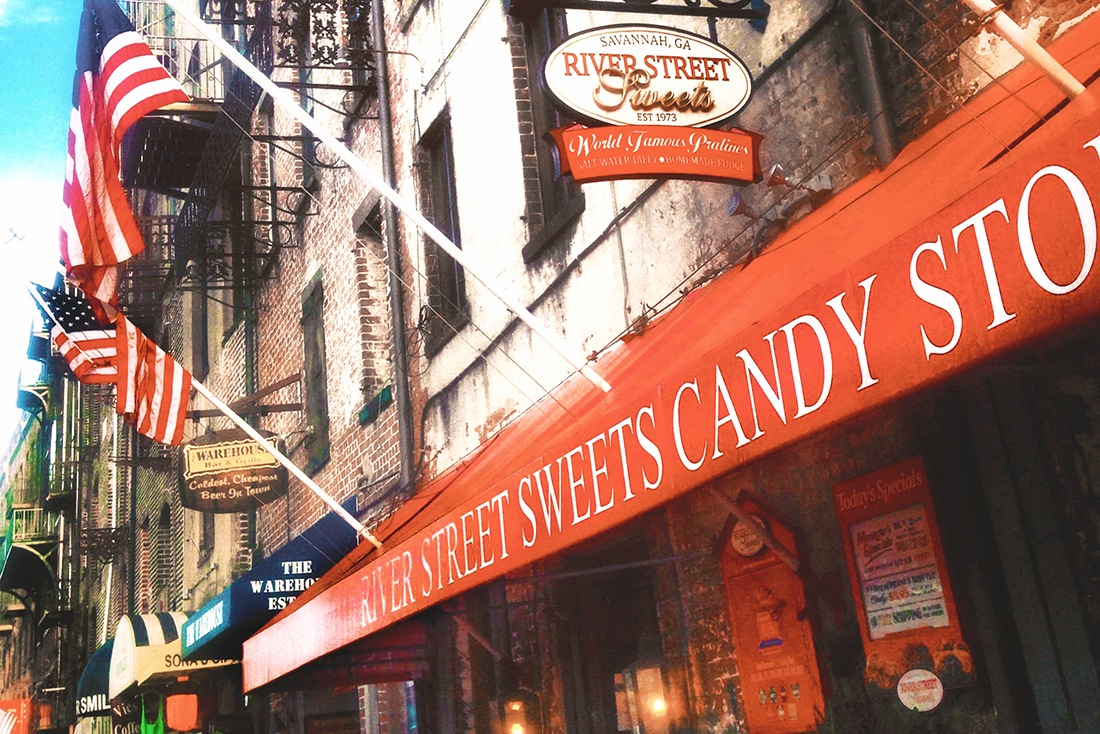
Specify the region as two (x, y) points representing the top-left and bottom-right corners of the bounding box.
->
(833, 456), (975, 694)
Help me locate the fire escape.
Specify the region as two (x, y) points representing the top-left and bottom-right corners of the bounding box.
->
(116, 0), (376, 337)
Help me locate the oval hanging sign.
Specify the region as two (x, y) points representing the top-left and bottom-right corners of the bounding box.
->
(543, 25), (753, 128)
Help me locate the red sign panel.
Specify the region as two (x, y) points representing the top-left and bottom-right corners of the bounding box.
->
(833, 457), (975, 693)
(550, 125), (761, 183)
(719, 499), (826, 733)
(0, 700), (32, 734)
(244, 99), (1100, 691)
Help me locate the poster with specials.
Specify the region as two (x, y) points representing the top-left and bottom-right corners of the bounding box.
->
(833, 457), (975, 694)
(851, 504), (948, 638)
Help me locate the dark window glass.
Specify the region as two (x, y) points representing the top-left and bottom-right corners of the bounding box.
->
(301, 273), (330, 474)
(519, 8), (584, 261)
(419, 116), (468, 356)
(156, 503), (171, 610)
(199, 509), (214, 565)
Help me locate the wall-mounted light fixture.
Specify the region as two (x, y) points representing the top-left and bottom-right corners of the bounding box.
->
(622, 661), (670, 734)
(726, 191), (757, 218)
(498, 691), (538, 734)
(620, 628), (670, 734)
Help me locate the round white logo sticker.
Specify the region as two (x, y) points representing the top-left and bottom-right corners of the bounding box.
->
(897, 669), (944, 712)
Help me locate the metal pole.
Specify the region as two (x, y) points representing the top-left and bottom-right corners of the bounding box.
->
(162, 0), (612, 393)
(372, 0), (417, 490)
(960, 0), (1084, 99)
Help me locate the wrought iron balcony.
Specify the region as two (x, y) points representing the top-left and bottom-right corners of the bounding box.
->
(117, 0), (377, 327)
(122, 0), (260, 101)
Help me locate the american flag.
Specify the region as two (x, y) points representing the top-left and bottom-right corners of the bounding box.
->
(59, 0), (189, 315)
(36, 285), (193, 445)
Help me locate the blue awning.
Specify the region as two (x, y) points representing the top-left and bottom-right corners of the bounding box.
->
(76, 640), (113, 718)
(181, 502), (359, 660)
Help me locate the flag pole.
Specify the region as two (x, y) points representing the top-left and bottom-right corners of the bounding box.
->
(161, 0), (612, 394)
(189, 380), (382, 549)
(21, 277), (382, 550)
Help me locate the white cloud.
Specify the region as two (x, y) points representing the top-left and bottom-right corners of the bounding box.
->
(0, 0), (59, 27)
(0, 174), (62, 446)
(31, 7), (58, 23)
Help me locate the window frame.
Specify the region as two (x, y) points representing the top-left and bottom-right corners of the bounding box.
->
(301, 272), (331, 475)
(514, 7), (585, 262)
(418, 113), (469, 357)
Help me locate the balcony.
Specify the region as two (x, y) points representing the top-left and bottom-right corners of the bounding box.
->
(11, 508), (59, 546)
(118, 0), (274, 323)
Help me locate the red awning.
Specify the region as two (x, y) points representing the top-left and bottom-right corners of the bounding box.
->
(243, 16), (1100, 692)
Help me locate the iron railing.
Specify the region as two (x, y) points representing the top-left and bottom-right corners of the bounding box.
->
(123, 0), (230, 101)
(11, 508), (60, 544)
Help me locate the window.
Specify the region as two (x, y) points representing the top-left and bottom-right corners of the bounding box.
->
(511, 7), (585, 261)
(301, 273), (331, 474)
(138, 520), (151, 613)
(298, 61), (318, 189)
(155, 503), (172, 611)
(198, 509), (214, 565)
(418, 116), (468, 356)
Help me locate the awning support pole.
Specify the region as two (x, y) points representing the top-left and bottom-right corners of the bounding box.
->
(161, 0), (612, 394)
(959, 0), (1085, 99)
(711, 488), (800, 571)
(191, 380), (382, 549)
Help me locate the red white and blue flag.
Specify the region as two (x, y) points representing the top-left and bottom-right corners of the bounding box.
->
(60, 0), (188, 316)
(35, 284), (192, 445)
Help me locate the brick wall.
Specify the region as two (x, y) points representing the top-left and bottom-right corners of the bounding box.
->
(226, 66), (404, 554)
(504, 16), (544, 234)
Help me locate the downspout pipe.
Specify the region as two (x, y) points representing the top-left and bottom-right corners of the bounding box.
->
(845, 0), (898, 167)
(372, 0), (417, 491)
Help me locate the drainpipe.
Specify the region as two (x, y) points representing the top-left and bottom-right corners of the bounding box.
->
(845, 0), (898, 167)
(372, 0), (416, 491)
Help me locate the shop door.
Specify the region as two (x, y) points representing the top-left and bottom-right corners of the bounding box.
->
(961, 368), (1100, 733)
(554, 534), (668, 734)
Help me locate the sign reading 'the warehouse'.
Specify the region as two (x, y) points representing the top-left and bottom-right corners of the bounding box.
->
(542, 25), (759, 183)
(180, 429), (288, 512)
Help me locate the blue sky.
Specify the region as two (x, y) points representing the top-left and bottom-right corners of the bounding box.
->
(0, 0), (81, 449)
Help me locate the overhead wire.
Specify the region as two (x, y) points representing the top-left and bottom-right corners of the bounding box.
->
(251, 110), (581, 421)
(586, 0), (1066, 359)
(169, 56), (598, 523)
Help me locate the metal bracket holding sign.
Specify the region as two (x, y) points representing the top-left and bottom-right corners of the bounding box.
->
(503, 0), (770, 23)
(832, 457), (975, 700)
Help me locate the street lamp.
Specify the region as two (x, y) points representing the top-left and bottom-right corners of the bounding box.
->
(622, 629), (670, 734)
